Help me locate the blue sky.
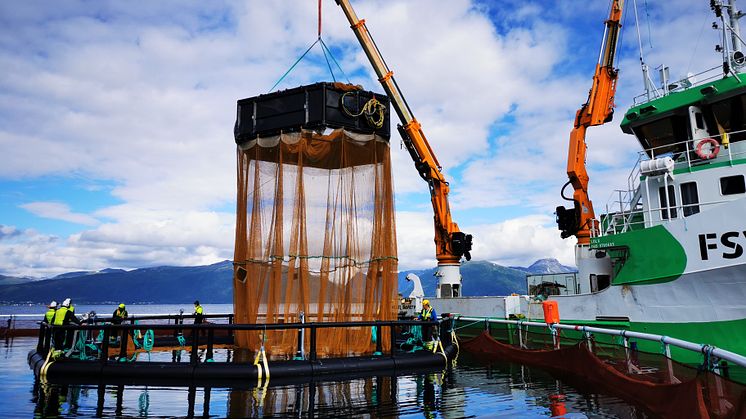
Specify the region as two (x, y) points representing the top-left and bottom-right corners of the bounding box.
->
(0, 0), (724, 277)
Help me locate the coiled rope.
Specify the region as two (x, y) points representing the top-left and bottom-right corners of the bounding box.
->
(340, 92), (386, 129)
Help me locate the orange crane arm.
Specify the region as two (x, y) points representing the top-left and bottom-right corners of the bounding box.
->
(335, 0), (472, 263)
(557, 0), (624, 244)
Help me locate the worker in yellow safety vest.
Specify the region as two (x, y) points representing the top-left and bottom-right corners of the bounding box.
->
(417, 299), (437, 321)
(193, 300), (204, 324)
(43, 301), (57, 324)
(52, 298), (80, 349)
(112, 303), (128, 325)
(417, 299), (437, 341)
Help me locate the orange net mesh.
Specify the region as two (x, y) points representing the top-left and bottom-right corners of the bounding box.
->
(233, 129), (398, 357)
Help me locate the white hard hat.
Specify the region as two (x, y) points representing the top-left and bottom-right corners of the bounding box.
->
(62, 298), (71, 307)
(49, 301), (57, 308)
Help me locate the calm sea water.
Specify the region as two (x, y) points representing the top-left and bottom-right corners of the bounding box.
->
(0, 304), (647, 418)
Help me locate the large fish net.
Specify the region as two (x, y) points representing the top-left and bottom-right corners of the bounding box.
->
(461, 328), (746, 418)
(233, 128), (398, 357)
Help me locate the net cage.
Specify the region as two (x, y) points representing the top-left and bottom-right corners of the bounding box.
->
(233, 128), (398, 357)
(460, 327), (746, 418)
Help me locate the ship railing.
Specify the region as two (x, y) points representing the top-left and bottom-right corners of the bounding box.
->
(642, 129), (746, 169)
(632, 65), (723, 106)
(456, 316), (746, 371)
(35, 317), (453, 364)
(599, 129), (746, 236)
(600, 198), (738, 237)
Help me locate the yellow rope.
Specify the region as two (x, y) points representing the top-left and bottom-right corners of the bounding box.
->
(340, 92), (386, 129)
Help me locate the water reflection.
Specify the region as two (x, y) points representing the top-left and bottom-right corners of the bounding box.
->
(3, 336), (647, 418)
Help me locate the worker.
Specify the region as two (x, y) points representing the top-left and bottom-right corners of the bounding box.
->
(43, 301), (57, 324)
(112, 303), (128, 325)
(418, 299), (437, 342)
(52, 298), (80, 349)
(193, 300), (204, 324)
(62, 298), (75, 314)
(111, 303), (129, 346)
(418, 299), (437, 321)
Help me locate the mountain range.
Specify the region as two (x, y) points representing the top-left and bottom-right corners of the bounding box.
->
(398, 258), (576, 298)
(0, 258), (575, 304)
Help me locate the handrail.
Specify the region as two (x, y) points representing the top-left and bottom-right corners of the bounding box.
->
(0, 312), (235, 319)
(45, 318), (440, 331)
(34, 317), (453, 365)
(457, 316), (746, 369)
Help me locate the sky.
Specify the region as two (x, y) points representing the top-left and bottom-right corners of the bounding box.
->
(0, 0), (727, 277)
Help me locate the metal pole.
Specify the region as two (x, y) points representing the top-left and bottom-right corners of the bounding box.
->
(206, 328), (214, 361)
(101, 328), (110, 365)
(389, 323), (397, 358)
(309, 325), (317, 363)
(36, 323), (45, 353)
(375, 324), (383, 355)
(118, 326), (128, 360)
(190, 326), (199, 365)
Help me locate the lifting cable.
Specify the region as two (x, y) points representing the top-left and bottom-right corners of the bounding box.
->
(268, 0), (350, 92)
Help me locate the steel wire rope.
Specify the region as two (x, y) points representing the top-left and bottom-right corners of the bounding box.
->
(268, 38), (321, 93)
(319, 38), (351, 84)
(320, 38), (337, 83)
(686, 10), (713, 76)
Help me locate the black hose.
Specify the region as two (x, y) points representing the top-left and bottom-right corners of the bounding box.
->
(560, 180), (574, 201)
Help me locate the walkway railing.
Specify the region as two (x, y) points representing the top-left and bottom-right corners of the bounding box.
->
(457, 316), (746, 370)
(36, 316), (452, 365)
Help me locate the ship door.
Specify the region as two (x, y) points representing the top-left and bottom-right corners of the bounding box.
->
(688, 106), (714, 158)
(590, 274), (611, 293)
(688, 106), (710, 140)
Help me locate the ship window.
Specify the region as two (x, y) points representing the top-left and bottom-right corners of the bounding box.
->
(634, 115), (690, 156)
(680, 182), (700, 216)
(710, 94), (746, 144)
(720, 175), (746, 195)
(695, 112), (704, 130)
(658, 185), (678, 219)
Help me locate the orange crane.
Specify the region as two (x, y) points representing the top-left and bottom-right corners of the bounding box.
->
(556, 0), (624, 244)
(335, 0), (472, 298)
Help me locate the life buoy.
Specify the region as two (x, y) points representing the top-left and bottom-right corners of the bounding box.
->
(695, 138), (720, 160)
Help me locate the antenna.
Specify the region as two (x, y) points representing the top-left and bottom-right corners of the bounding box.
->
(712, 0), (746, 75)
(632, 0), (659, 100)
(728, 0), (744, 53)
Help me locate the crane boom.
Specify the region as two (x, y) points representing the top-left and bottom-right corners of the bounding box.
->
(335, 0), (472, 297)
(557, 0), (624, 244)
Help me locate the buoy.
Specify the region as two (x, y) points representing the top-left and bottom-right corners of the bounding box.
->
(695, 138), (720, 160)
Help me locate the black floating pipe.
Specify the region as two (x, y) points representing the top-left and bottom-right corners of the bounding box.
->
(29, 343), (456, 386)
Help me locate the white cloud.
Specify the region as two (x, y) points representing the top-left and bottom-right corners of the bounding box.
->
(20, 202), (100, 226)
(396, 211), (574, 270)
(0, 0), (726, 277)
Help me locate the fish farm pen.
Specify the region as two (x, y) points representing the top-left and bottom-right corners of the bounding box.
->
(27, 313), (457, 386)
